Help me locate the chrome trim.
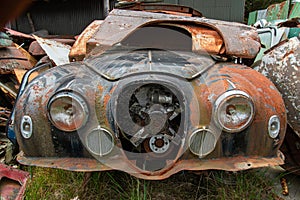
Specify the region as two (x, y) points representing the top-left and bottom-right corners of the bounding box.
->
(268, 115), (280, 139)
(21, 115), (33, 139)
(47, 91), (89, 132)
(213, 90), (255, 133)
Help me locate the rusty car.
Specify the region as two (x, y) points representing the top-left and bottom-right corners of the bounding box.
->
(3, 4), (288, 180)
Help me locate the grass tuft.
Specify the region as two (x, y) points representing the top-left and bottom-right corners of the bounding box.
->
(24, 167), (279, 200)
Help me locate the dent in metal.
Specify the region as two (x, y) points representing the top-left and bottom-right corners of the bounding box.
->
(86, 9), (260, 59)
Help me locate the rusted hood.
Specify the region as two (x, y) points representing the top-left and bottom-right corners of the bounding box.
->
(84, 48), (214, 80)
(88, 9), (260, 58)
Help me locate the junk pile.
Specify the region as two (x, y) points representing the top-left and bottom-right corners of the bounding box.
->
(0, 28), (75, 165)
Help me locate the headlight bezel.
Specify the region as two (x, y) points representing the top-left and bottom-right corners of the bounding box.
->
(213, 90), (255, 133)
(47, 91), (89, 132)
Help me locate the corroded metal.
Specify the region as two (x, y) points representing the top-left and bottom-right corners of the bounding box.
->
(14, 56), (287, 179)
(162, 24), (224, 54)
(266, 0), (290, 21)
(117, 2), (203, 17)
(17, 152), (284, 180)
(10, 8), (288, 180)
(69, 20), (103, 62)
(33, 35), (71, 66)
(0, 33), (12, 48)
(257, 36), (300, 176)
(257, 37), (300, 137)
(87, 9), (260, 59)
(0, 46), (33, 74)
(4, 28), (34, 40)
(289, 2), (300, 19)
(0, 163), (29, 200)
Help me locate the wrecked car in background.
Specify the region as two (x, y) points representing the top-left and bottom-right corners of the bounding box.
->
(249, 0), (300, 174)
(4, 5), (288, 180)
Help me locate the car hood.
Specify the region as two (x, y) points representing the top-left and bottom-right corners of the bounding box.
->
(84, 48), (215, 80)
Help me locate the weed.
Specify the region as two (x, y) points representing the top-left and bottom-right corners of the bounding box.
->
(24, 167), (279, 200)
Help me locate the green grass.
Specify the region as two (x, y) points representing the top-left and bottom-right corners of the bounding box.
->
(23, 167), (279, 200)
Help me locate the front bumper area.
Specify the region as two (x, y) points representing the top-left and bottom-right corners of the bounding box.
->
(17, 151), (284, 180)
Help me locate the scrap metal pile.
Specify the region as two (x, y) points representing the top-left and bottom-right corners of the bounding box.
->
(0, 28), (76, 165)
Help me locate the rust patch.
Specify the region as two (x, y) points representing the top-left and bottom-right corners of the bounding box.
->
(69, 20), (103, 61)
(117, 2), (203, 17)
(87, 9), (260, 59)
(0, 164), (29, 200)
(258, 37), (300, 136)
(17, 151), (284, 180)
(0, 46), (34, 74)
(167, 24), (224, 54)
(28, 41), (46, 56)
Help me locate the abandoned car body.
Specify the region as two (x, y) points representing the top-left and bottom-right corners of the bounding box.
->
(10, 9), (287, 180)
(257, 36), (300, 174)
(250, 1), (300, 175)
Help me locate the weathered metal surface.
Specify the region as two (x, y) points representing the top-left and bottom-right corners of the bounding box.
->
(0, 33), (13, 48)
(13, 48), (286, 179)
(289, 2), (300, 19)
(33, 35), (71, 66)
(117, 2), (203, 17)
(14, 43), (37, 67)
(28, 41), (46, 56)
(4, 28), (34, 40)
(249, 1), (299, 25)
(3, 6), (287, 180)
(254, 27), (290, 64)
(85, 49), (215, 80)
(69, 20), (103, 62)
(0, 46), (34, 74)
(266, 0), (290, 21)
(0, 107), (10, 127)
(30, 38), (75, 57)
(257, 37), (300, 137)
(166, 24), (224, 54)
(87, 9), (260, 59)
(248, 11), (258, 25)
(17, 152), (284, 180)
(0, 164), (29, 200)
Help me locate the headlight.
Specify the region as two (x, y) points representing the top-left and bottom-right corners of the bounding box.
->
(48, 91), (89, 132)
(214, 90), (254, 133)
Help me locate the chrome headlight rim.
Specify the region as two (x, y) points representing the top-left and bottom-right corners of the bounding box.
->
(47, 91), (89, 132)
(214, 90), (255, 133)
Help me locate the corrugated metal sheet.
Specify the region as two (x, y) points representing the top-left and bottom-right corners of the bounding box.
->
(12, 0), (104, 35)
(12, 0), (245, 35)
(163, 0), (245, 22)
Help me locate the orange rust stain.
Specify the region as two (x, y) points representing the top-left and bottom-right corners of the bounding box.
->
(97, 85), (104, 93)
